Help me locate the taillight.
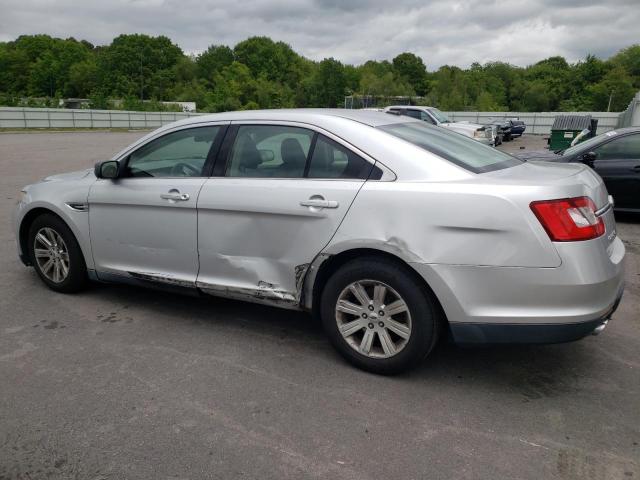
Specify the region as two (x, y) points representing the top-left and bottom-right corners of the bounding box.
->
(530, 197), (604, 242)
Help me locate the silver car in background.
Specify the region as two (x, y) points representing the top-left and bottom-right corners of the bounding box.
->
(13, 109), (625, 374)
(384, 105), (495, 145)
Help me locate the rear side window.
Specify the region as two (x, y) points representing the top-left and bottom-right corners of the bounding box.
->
(308, 135), (373, 179)
(378, 122), (521, 173)
(226, 125), (314, 178)
(225, 126), (375, 180)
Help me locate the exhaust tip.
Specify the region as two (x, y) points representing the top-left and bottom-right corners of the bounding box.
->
(592, 319), (609, 336)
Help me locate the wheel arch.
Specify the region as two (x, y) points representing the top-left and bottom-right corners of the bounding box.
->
(305, 247), (449, 329)
(19, 206), (92, 269)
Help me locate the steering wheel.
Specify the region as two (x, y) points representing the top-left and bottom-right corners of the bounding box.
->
(170, 162), (200, 176)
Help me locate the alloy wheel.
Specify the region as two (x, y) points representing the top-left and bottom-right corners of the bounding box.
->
(33, 227), (70, 283)
(335, 280), (412, 359)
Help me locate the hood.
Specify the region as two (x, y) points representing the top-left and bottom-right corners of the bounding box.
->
(514, 150), (563, 162)
(42, 168), (94, 182)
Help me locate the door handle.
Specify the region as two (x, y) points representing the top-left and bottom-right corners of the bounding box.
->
(160, 192), (190, 201)
(631, 165), (640, 172)
(300, 199), (339, 209)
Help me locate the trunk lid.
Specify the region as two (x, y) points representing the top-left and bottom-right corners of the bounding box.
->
(483, 160), (610, 209)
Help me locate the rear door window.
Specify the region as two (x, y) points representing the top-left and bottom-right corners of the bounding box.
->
(226, 125), (314, 178)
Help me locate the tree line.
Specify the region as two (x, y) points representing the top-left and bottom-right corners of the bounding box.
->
(0, 34), (638, 112)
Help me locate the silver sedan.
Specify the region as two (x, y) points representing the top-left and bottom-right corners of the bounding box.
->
(13, 109), (625, 374)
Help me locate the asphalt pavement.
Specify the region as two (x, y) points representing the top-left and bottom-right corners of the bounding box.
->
(0, 131), (638, 479)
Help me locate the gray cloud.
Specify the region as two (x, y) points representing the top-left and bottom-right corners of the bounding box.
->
(0, 0), (637, 68)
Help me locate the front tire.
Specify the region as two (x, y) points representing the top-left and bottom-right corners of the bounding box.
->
(320, 257), (441, 374)
(27, 213), (88, 293)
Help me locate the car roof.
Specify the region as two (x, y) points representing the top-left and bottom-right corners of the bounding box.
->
(176, 108), (421, 128)
(607, 126), (640, 135)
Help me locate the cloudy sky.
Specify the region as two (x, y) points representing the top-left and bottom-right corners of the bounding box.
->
(0, 0), (638, 68)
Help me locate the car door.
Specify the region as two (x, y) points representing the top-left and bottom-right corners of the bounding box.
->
(591, 133), (640, 210)
(196, 122), (378, 306)
(88, 124), (227, 286)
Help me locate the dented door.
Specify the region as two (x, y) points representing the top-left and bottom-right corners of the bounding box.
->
(195, 178), (364, 307)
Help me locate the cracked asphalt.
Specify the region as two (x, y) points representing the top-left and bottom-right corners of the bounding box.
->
(0, 131), (638, 479)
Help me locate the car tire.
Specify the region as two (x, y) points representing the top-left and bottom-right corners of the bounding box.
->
(320, 257), (441, 375)
(27, 213), (88, 293)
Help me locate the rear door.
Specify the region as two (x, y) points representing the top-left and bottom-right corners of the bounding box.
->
(592, 133), (640, 210)
(195, 122), (377, 305)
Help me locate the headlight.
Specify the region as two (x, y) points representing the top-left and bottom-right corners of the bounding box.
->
(473, 129), (485, 138)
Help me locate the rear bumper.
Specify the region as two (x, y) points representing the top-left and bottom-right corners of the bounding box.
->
(449, 288), (623, 344)
(410, 235), (625, 345)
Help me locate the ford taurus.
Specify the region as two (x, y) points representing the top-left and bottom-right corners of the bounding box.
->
(13, 109), (625, 374)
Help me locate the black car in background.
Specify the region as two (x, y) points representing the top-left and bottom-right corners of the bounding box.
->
(509, 120), (526, 137)
(517, 127), (640, 212)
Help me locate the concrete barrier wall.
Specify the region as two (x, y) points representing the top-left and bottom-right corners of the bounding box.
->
(0, 107), (622, 135)
(443, 111), (621, 135)
(0, 107), (202, 129)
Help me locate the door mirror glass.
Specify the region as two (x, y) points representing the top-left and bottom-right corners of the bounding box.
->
(95, 160), (120, 179)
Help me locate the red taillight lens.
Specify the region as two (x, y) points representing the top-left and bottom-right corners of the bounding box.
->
(530, 197), (605, 242)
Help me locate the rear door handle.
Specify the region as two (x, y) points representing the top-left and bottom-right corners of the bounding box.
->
(300, 199), (339, 209)
(631, 165), (640, 172)
(160, 192), (190, 201)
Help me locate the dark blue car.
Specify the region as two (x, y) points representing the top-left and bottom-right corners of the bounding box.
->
(509, 120), (526, 136)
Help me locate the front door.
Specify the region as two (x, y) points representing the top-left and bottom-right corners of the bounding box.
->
(88, 124), (226, 286)
(592, 133), (640, 210)
(196, 123), (376, 305)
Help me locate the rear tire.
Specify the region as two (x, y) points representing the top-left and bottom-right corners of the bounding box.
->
(320, 257), (441, 375)
(27, 213), (88, 293)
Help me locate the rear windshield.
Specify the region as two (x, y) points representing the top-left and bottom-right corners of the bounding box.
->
(378, 122), (522, 173)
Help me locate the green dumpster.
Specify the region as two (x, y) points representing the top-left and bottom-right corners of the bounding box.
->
(549, 115), (593, 151)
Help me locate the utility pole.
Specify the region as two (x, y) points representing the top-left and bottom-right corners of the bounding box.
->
(140, 52), (144, 101)
(607, 90), (615, 112)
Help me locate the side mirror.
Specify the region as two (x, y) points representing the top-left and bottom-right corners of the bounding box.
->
(581, 151), (597, 167)
(94, 160), (120, 179)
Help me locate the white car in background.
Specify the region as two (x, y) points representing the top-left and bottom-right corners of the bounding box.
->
(384, 105), (494, 146)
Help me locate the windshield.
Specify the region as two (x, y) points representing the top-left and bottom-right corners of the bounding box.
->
(427, 108), (450, 124)
(378, 122), (521, 173)
(561, 131), (614, 156)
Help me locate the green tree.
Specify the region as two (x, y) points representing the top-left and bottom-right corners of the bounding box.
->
(310, 58), (347, 107)
(196, 45), (233, 83)
(392, 52), (427, 95)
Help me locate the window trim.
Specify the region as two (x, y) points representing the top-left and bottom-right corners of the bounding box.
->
(115, 122), (229, 179)
(216, 120), (394, 181)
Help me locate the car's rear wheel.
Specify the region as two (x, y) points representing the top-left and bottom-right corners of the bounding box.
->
(320, 257), (441, 374)
(27, 214), (88, 293)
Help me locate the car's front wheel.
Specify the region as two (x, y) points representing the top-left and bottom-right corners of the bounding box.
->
(320, 257), (441, 374)
(27, 213), (88, 293)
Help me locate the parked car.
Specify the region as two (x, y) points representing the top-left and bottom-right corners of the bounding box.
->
(384, 105), (494, 146)
(490, 119), (512, 145)
(14, 109), (625, 374)
(517, 127), (640, 212)
(509, 119), (526, 137)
